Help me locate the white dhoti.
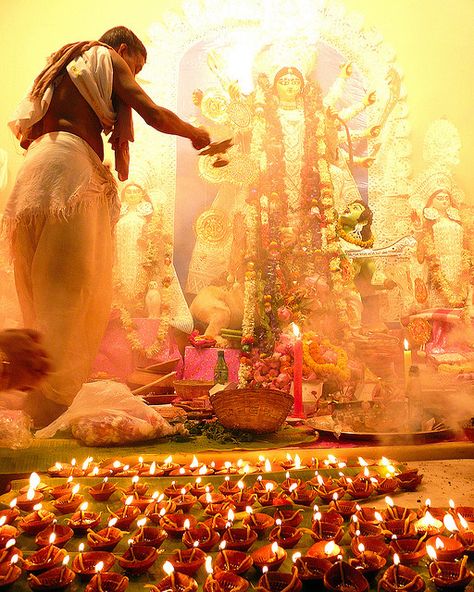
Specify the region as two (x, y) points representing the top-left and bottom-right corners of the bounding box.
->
(4, 131), (118, 409)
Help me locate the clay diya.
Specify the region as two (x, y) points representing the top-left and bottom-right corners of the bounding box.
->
(67, 503), (101, 534)
(159, 457), (181, 475)
(130, 519), (168, 548)
(121, 476), (149, 498)
(273, 509), (304, 528)
(120, 492), (154, 512)
(145, 497), (177, 523)
(279, 454), (304, 471)
(35, 525), (73, 549)
(164, 481), (191, 498)
(313, 484), (346, 504)
(16, 489), (44, 512)
(383, 498), (418, 522)
(378, 556), (426, 591)
(311, 513), (344, 543)
(0, 504), (20, 525)
(214, 542), (253, 575)
(173, 490), (197, 514)
(218, 479), (243, 496)
(88, 479), (117, 502)
(23, 540), (67, 573)
(397, 469), (423, 491)
(268, 524), (303, 549)
(198, 492), (226, 509)
(0, 541), (22, 565)
(205, 500), (236, 517)
(251, 542), (287, 572)
(426, 536), (464, 562)
(107, 498), (140, 530)
(222, 526), (258, 552)
(349, 518), (383, 538)
(50, 481), (75, 500)
(258, 490), (291, 508)
(288, 487), (317, 507)
(375, 477), (400, 496)
(323, 560), (369, 592)
(204, 569), (248, 592)
(257, 566), (302, 592)
(160, 513), (197, 538)
(72, 550), (115, 579)
(390, 537), (427, 565)
(86, 521), (123, 552)
(27, 560), (76, 591)
(413, 512), (444, 537)
(86, 465), (112, 479)
(139, 461), (165, 478)
(0, 523), (18, 547)
(52, 486), (84, 515)
(0, 555), (21, 588)
(203, 514), (228, 535)
(152, 561), (198, 592)
(242, 509), (275, 536)
(169, 547), (207, 576)
(19, 508), (55, 535)
(329, 497), (358, 518)
(214, 462), (239, 476)
(428, 555), (473, 591)
(279, 475), (305, 493)
(354, 506), (381, 524)
(293, 554), (332, 584)
(189, 480), (214, 497)
(252, 479), (278, 496)
(346, 480), (374, 499)
(350, 535), (390, 559)
(349, 545), (386, 577)
(85, 572), (129, 592)
(231, 491), (257, 513)
(117, 544), (158, 575)
(306, 540), (344, 564)
(182, 523), (220, 552)
(381, 519), (417, 539)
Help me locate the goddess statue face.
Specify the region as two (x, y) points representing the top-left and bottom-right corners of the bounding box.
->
(122, 183), (145, 205)
(274, 68), (303, 103)
(428, 190), (451, 214)
(340, 201), (368, 227)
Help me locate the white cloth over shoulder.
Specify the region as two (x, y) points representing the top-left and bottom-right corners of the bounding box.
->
(8, 46), (115, 141)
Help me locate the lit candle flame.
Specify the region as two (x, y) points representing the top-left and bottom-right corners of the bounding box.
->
(5, 539), (16, 550)
(403, 339), (409, 350)
(385, 496), (394, 507)
(246, 506), (253, 515)
(137, 518), (147, 528)
(205, 555), (213, 575)
(78, 543), (84, 553)
(183, 519), (190, 530)
(227, 509), (235, 522)
(163, 561), (174, 576)
(108, 518), (118, 528)
(324, 541), (336, 555)
(435, 537), (445, 550)
(426, 545), (437, 561)
(62, 555), (70, 567)
(393, 553), (400, 566)
(443, 513), (458, 533)
(124, 496), (133, 506)
(292, 552), (301, 563)
(26, 488), (35, 501)
(190, 456), (199, 469)
(264, 459), (272, 473)
(358, 543), (365, 553)
(79, 502), (88, 512)
(49, 533), (56, 545)
(149, 461), (156, 475)
(271, 541), (279, 555)
(29, 472), (41, 490)
(9, 498), (17, 509)
(95, 561), (104, 573)
(457, 513), (469, 530)
(219, 540), (227, 551)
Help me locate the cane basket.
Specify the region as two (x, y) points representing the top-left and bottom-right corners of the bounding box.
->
(209, 388), (293, 434)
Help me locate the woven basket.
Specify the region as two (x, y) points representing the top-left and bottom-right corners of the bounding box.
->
(173, 380), (214, 400)
(210, 388), (293, 434)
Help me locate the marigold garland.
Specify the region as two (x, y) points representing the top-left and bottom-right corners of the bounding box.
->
(302, 331), (350, 382)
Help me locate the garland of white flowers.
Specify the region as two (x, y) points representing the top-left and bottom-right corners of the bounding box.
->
(117, 211), (173, 359)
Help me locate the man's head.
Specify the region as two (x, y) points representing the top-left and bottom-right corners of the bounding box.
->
(99, 26), (147, 75)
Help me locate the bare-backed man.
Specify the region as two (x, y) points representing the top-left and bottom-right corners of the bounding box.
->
(3, 26), (210, 426)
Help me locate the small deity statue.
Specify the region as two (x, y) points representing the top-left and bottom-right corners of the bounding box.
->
(114, 182), (154, 307)
(336, 199), (396, 330)
(415, 186), (469, 309)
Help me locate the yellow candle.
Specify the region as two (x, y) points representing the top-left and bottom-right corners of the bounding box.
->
(403, 339), (412, 386)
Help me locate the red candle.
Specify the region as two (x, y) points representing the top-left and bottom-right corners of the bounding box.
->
(291, 323), (305, 419)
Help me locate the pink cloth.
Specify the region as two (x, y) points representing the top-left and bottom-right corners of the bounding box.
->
(183, 346), (240, 381)
(93, 314), (183, 380)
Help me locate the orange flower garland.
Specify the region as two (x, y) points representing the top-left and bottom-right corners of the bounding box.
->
(302, 331), (350, 382)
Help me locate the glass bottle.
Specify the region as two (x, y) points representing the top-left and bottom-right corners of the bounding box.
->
(214, 350), (229, 384)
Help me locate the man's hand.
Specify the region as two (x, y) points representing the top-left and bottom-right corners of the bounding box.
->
(191, 127), (211, 150)
(0, 329), (51, 391)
